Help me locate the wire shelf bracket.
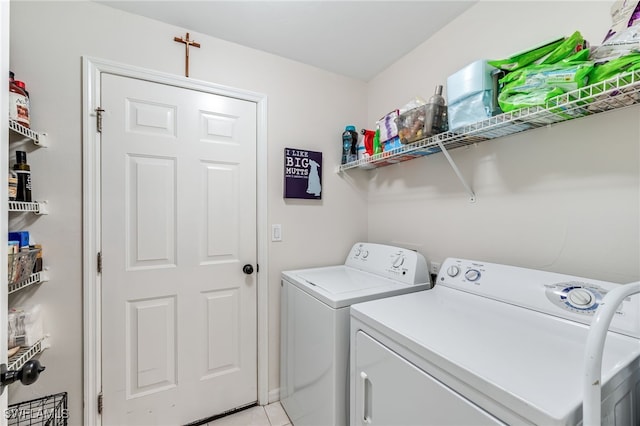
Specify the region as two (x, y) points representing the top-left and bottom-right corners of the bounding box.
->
(437, 141), (475, 203)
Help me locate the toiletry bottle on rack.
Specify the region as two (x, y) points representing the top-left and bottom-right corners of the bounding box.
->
(9, 71), (30, 128)
(15, 80), (31, 124)
(342, 125), (358, 164)
(13, 150), (32, 202)
(8, 170), (17, 201)
(425, 85), (447, 136)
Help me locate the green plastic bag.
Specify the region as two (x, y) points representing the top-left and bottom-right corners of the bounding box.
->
(589, 53), (640, 84)
(500, 61), (594, 93)
(497, 60), (594, 112)
(541, 31), (585, 64)
(498, 87), (565, 112)
(561, 48), (590, 63)
(488, 37), (564, 71)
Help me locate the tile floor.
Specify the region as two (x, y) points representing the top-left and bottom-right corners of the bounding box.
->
(207, 402), (291, 426)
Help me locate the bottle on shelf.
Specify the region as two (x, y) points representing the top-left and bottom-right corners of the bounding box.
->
(13, 150), (32, 202)
(341, 125), (358, 164)
(15, 80), (30, 122)
(9, 71), (30, 128)
(8, 170), (17, 201)
(424, 85), (448, 136)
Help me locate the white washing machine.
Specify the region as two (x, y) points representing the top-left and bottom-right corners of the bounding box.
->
(280, 242), (431, 426)
(350, 257), (640, 426)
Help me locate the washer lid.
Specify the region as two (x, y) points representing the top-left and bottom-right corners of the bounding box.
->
(283, 266), (429, 308)
(351, 287), (640, 425)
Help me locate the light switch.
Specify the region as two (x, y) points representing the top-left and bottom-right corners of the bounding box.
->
(272, 224), (282, 242)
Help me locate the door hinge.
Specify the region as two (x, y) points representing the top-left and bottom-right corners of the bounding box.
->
(96, 107), (104, 133)
(98, 392), (103, 414)
(97, 252), (102, 274)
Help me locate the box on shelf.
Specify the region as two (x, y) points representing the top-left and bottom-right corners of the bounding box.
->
(376, 110), (399, 143)
(397, 105), (427, 144)
(8, 248), (40, 285)
(8, 231), (29, 248)
(383, 136), (402, 152)
(397, 86), (448, 144)
(447, 60), (501, 131)
(8, 305), (42, 349)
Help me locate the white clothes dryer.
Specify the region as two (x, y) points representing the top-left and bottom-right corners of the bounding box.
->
(280, 242), (431, 426)
(350, 258), (640, 426)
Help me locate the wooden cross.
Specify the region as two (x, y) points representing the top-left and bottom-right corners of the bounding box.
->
(174, 32), (201, 77)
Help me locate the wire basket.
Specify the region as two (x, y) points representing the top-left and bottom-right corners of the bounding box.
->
(8, 248), (40, 286)
(6, 392), (68, 425)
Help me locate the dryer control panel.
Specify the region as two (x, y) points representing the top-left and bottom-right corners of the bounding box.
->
(438, 258), (640, 338)
(345, 242), (430, 286)
(544, 281), (609, 314)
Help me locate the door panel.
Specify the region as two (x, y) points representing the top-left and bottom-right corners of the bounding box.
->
(126, 99), (177, 137)
(202, 162), (239, 262)
(203, 289), (240, 376)
(127, 296), (177, 397)
(127, 155), (176, 269)
(101, 73), (257, 425)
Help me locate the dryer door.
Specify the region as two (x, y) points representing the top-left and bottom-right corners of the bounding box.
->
(353, 331), (506, 426)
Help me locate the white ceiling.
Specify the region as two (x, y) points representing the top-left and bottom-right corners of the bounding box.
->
(98, 1), (476, 81)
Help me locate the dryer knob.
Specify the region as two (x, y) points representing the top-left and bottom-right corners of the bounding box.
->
(447, 265), (460, 277)
(568, 288), (593, 307)
(392, 255), (404, 268)
(465, 269), (481, 281)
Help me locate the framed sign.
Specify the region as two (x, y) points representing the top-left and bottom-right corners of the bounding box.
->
(283, 148), (322, 199)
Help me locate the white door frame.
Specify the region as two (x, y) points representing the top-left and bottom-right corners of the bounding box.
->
(81, 56), (269, 426)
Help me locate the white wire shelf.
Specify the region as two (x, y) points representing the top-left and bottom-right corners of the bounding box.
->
(8, 200), (49, 215)
(8, 271), (48, 295)
(8, 119), (48, 147)
(338, 70), (640, 172)
(8, 336), (49, 372)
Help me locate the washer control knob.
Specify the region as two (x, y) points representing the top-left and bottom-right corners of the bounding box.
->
(362, 250), (369, 259)
(465, 269), (481, 281)
(392, 255), (404, 268)
(354, 248), (361, 256)
(568, 288), (593, 306)
(447, 265), (460, 277)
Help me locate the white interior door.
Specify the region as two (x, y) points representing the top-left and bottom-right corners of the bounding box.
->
(100, 73), (258, 425)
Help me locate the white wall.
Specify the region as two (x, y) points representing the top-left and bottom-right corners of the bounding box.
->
(9, 1), (368, 423)
(366, 1), (640, 283)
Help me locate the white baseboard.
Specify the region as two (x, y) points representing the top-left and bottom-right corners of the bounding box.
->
(268, 388), (280, 404)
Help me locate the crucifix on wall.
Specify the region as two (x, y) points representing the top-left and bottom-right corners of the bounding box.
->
(174, 32), (200, 77)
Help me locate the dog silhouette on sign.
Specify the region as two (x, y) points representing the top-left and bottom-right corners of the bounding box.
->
(306, 159), (321, 196)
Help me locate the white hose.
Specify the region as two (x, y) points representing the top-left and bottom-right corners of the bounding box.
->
(583, 281), (640, 426)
